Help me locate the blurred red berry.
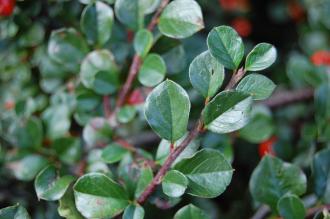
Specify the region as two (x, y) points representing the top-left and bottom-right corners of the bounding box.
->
(4, 100), (15, 110)
(310, 50), (330, 66)
(258, 136), (277, 158)
(218, 0), (249, 12)
(231, 18), (252, 37)
(0, 0), (15, 17)
(288, 1), (305, 22)
(127, 30), (134, 43)
(126, 89), (145, 105)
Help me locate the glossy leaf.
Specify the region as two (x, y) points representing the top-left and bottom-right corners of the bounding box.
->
(35, 166), (74, 201)
(134, 29), (153, 58)
(80, 50), (118, 91)
(312, 148), (330, 202)
(249, 155), (307, 210)
(81, 1), (114, 46)
(117, 105), (137, 123)
(236, 74), (276, 100)
(162, 170), (188, 197)
(245, 43), (277, 71)
(159, 0), (204, 39)
(0, 204), (30, 219)
(189, 51), (225, 98)
(93, 70), (119, 95)
(73, 173), (129, 218)
(138, 54), (166, 87)
(48, 28), (88, 72)
(123, 204), (145, 219)
(207, 26), (244, 70)
(135, 166), (153, 199)
(13, 116), (43, 149)
(174, 204), (209, 219)
(52, 137), (82, 165)
(114, 0), (143, 30)
(277, 194), (306, 219)
(202, 91), (252, 134)
(174, 149), (233, 198)
(101, 143), (129, 164)
(144, 80), (191, 142)
(58, 189), (84, 219)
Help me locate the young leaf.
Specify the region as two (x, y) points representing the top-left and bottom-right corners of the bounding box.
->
(114, 0), (143, 30)
(35, 166), (74, 201)
(73, 173), (129, 218)
(123, 204), (145, 219)
(0, 204), (31, 219)
(58, 189), (84, 219)
(101, 143), (129, 164)
(159, 0), (204, 39)
(162, 170), (188, 198)
(312, 148), (330, 202)
(117, 105), (137, 123)
(140, 0), (161, 14)
(202, 91), (252, 134)
(277, 194), (306, 219)
(48, 28), (88, 72)
(134, 29), (153, 58)
(80, 1), (114, 46)
(135, 166), (153, 199)
(245, 43), (277, 71)
(207, 26), (244, 70)
(174, 149), (233, 198)
(80, 50), (118, 91)
(144, 80), (191, 142)
(138, 54), (166, 87)
(236, 74), (276, 100)
(174, 204), (209, 219)
(249, 155), (307, 210)
(189, 51), (225, 98)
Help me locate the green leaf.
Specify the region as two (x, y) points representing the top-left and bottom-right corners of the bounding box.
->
(135, 166), (153, 199)
(80, 50), (118, 91)
(52, 137), (82, 165)
(277, 194), (306, 219)
(159, 0), (204, 39)
(34, 166), (74, 201)
(93, 70), (119, 95)
(189, 51), (225, 98)
(14, 116), (43, 149)
(138, 54), (166, 87)
(0, 204), (31, 219)
(236, 74), (276, 100)
(174, 204), (209, 219)
(81, 1), (114, 46)
(144, 80), (191, 142)
(207, 26), (244, 70)
(156, 134), (199, 166)
(7, 155), (48, 181)
(202, 91), (252, 134)
(140, 0), (161, 14)
(174, 149), (233, 198)
(123, 204), (145, 219)
(117, 105), (137, 123)
(73, 173), (129, 218)
(82, 118), (113, 147)
(249, 155), (307, 210)
(48, 28), (88, 72)
(245, 43), (277, 71)
(312, 148), (330, 202)
(58, 189), (84, 219)
(101, 143), (129, 164)
(114, 0), (143, 30)
(134, 29), (153, 58)
(162, 170), (188, 197)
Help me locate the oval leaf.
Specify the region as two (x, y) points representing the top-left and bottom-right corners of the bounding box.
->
(249, 155), (307, 210)
(73, 173), (129, 218)
(312, 148), (330, 202)
(101, 143), (129, 164)
(134, 29), (153, 58)
(114, 0), (143, 30)
(35, 166), (74, 201)
(236, 74), (276, 100)
(58, 189), (84, 219)
(0, 204), (31, 219)
(135, 167), (153, 199)
(144, 80), (191, 142)
(138, 54), (166, 87)
(207, 25), (244, 70)
(162, 170), (188, 198)
(117, 105), (137, 123)
(277, 195), (306, 219)
(202, 90), (252, 134)
(245, 43), (277, 71)
(159, 0), (204, 39)
(189, 51), (225, 98)
(174, 204), (209, 219)
(174, 149), (233, 198)
(81, 1), (114, 46)
(123, 204), (145, 219)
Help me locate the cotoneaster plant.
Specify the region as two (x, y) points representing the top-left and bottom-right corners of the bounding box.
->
(1, 0), (330, 219)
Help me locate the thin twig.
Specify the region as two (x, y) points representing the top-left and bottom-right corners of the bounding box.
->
(103, 96), (111, 118)
(225, 67), (245, 90)
(147, 0), (170, 31)
(306, 204), (330, 218)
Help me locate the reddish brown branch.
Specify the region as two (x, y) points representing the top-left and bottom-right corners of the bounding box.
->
(147, 0), (170, 31)
(103, 96), (111, 118)
(225, 67), (245, 90)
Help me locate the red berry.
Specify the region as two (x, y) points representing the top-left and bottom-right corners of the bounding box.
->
(0, 0), (15, 17)
(126, 89), (145, 105)
(4, 100), (15, 110)
(288, 2), (305, 22)
(310, 50), (330, 66)
(231, 18), (252, 37)
(218, 0), (249, 12)
(258, 136), (277, 158)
